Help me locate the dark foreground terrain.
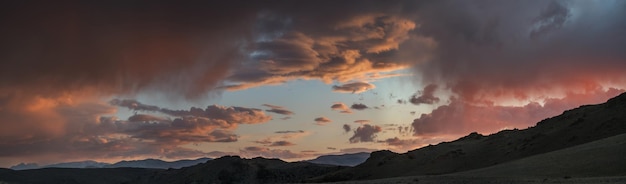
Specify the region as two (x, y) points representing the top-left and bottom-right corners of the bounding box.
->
(1, 92), (625, 184)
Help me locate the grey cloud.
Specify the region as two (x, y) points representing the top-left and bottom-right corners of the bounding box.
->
(349, 124), (382, 143)
(343, 124), (351, 133)
(351, 103), (369, 110)
(263, 104), (295, 115)
(275, 130), (305, 134)
(269, 141), (296, 147)
(409, 84), (440, 105)
(109, 99), (160, 112)
(314, 117), (332, 125)
(332, 82), (376, 94)
(530, 1), (570, 39)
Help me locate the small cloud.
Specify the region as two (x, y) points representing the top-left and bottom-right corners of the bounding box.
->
(274, 130), (305, 134)
(314, 117), (332, 125)
(349, 124), (382, 143)
(331, 103), (352, 113)
(253, 138), (272, 145)
(332, 82), (376, 94)
(269, 140), (295, 147)
(343, 124), (351, 133)
(327, 147), (337, 150)
(353, 120), (370, 124)
(351, 103), (369, 110)
(243, 146), (267, 152)
(263, 104), (294, 115)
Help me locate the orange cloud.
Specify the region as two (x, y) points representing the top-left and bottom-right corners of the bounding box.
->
(331, 103), (352, 114)
(411, 88), (625, 137)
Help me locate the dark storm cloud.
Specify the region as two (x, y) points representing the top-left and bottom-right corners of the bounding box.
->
(351, 103), (369, 110)
(349, 124), (382, 143)
(409, 84), (440, 105)
(0, 1), (261, 99)
(398, 0), (626, 136)
(410, 0), (626, 103)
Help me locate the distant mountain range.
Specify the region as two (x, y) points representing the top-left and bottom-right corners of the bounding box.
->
(305, 152), (370, 166)
(8, 153), (370, 170)
(2, 92), (626, 183)
(9, 157), (212, 170)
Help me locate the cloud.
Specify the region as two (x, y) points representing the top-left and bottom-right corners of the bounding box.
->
(253, 139), (273, 145)
(0, 2), (262, 100)
(314, 117), (332, 125)
(353, 120), (370, 124)
(0, 97), (271, 166)
(351, 103), (369, 110)
(412, 88), (625, 137)
(343, 124), (352, 133)
(409, 0), (626, 104)
(254, 139), (296, 147)
(332, 82), (376, 94)
(274, 130), (305, 134)
(224, 11), (418, 91)
(262, 104), (295, 115)
(331, 103), (352, 113)
(409, 84), (440, 105)
(349, 124), (382, 143)
(269, 141), (296, 147)
(327, 147), (337, 150)
(109, 99), (160, 112)
(273, 130), (311, 140)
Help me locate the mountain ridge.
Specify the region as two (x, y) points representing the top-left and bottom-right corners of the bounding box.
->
(9, 157), (212, 170)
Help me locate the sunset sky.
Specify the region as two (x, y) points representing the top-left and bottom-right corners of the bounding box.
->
(1, 0), (626, 168)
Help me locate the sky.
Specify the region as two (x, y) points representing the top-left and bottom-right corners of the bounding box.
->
(1, 0), (626, 167)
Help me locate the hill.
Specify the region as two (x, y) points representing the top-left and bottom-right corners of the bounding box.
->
(0, 168), (159, 184)
(456, 132), (626, 177)
(135, 156), (346, 184)
(105, 157), (211, 169)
